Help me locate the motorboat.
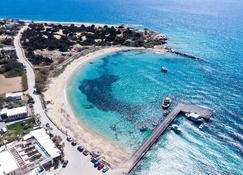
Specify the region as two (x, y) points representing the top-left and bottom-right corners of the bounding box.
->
(171, 124), (181, 133)
(199, 124), (204, 130)
(160, 66), (168, 73)
(139, 125), (148, 132)
(152, 121), (158, 127)
(185, 112), (204, 123)
(162, 97), (172, 109)
(163, 110), (169, 116)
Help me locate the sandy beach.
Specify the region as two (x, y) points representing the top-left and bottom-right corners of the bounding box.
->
(43, 47), (137, 168)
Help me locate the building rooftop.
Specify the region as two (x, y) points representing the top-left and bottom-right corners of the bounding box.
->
(0, 122), (6, 130)
(0, 109), (7, 116)
(1, 106), (27, 117)
(0, 47), (16, 51)
(0, 149), (19, 174)
(23, 128), (61, 159)
(5, 92), (23, 98)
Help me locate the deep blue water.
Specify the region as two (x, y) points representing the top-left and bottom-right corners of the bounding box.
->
(2, 0), (242, 174)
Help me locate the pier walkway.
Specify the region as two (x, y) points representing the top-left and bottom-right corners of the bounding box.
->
(126, 102), (213, 174)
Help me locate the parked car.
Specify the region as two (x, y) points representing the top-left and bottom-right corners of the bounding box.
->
(91, 157), (97, 163)
(29, 103), (33, 108)
(71, 141), (77, 146)
(102, 166), (109, 173)
(98, 163), (104, 170)
(77, 146), (84, 152)
(62, 160), (69, 168)
(83, 149), (89, 156)
(94, 160), (101, 167)
(66, 136), (73, 142)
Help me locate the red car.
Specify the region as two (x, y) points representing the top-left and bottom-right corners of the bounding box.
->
(97, 163), (104, 170)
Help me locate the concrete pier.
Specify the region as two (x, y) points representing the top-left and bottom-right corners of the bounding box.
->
(126, 102), (213, 174)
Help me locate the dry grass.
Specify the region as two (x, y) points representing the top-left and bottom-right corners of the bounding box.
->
(0, 74), (23, 95)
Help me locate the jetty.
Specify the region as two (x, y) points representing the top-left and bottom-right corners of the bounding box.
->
(165, 47), (204, 61)
(126, 102), (213, 174)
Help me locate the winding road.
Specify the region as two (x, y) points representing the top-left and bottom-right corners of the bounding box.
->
(14, 25), (103, 175)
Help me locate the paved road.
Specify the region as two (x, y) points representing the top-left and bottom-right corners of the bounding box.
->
(14, 26), (103, 175)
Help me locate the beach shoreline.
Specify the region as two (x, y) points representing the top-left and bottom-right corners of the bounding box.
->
(23, 19), (119, 27)
(43, 46), (145, 167)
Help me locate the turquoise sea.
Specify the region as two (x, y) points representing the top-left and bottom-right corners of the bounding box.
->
(1, 0), (242, 174)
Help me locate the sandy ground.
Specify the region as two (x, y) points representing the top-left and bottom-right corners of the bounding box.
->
(43, 47), (137, 168)
(0, 75), (23, 95)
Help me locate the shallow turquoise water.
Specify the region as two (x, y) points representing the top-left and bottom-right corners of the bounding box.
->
(67, 50), (242, 175)
(2, 0), (242, 174)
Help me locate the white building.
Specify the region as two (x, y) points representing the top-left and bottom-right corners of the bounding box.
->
(0, 106), (28, 122)
(0, 148), (23, 175)
(0, 148), (48, 175)
(23, 128), (62, 162)
(5, 92), (23, 100)
(0, 122), (7, 134)
(4, 22), (19, 29)
(0, 128), (61, 175)
(0, 47), (16, 54)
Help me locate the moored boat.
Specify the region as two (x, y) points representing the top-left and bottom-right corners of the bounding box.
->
(163, 110), (169, 116)
(139, 125), (148, 132)
(160, 66), (168, 73)
(161, 97), (172, 109)
(199, 123), (204, 130)
(171, 124), (181, 133)
(185, 112), (204, 123)
(152, 121), (158, 127)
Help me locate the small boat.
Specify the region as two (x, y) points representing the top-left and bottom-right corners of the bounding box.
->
(163, 110), (169, 116)
(185, 112), (204, 123)
(171, 124), (181, 133)
(160, 66), (168, 73)
(139, 125), (148, 132)
(161, 97), (172, 109)
(152, 121), (158, 127)
(199, 124), (204, 130)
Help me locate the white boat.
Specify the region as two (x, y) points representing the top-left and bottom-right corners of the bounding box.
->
(162, 97), (172, 109)
(199, 124), (204, 130)
(160, 66), (168, 73)
(185, 112), (204, 123)
(163, 110), (169, 116)
(171, 124), (181, 133)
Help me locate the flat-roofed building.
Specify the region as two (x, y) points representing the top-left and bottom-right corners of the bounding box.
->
(0, 149), (22, 175)
(0, 122), (7, 134)
(0, 128), (61, 175)
(0, 47), (16, 54)
(23, 128), (61, 162)
(0, 106), (28, 122)
(5, 92), (23, 100)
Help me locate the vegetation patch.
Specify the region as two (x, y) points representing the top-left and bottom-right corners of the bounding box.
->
(0, 118), (35, 145)
(21, 23), (167, 92)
